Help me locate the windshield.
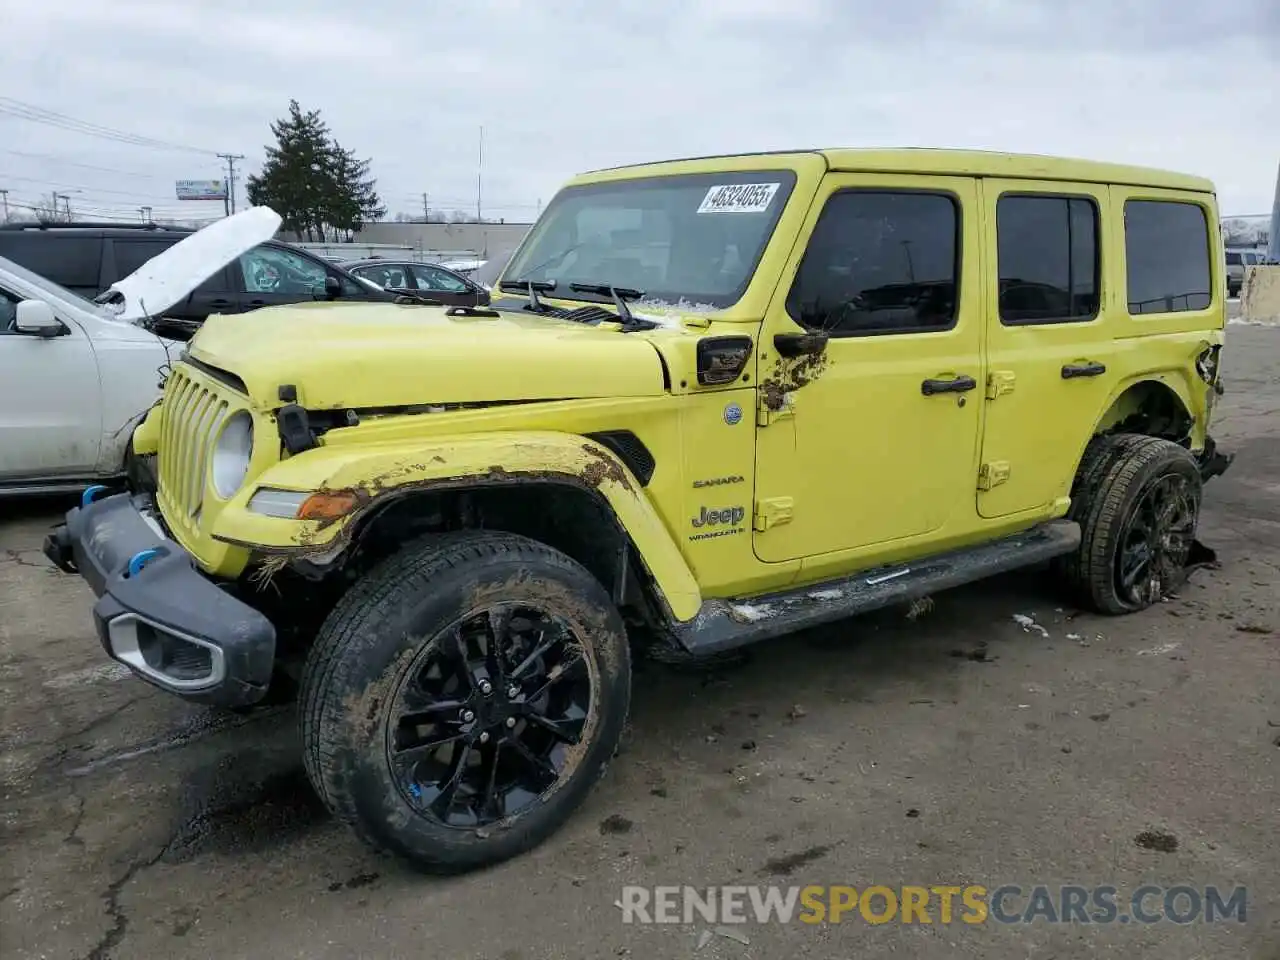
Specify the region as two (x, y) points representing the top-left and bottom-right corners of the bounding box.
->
(502, 170), (797, 309)
(0, 253), (109, 317)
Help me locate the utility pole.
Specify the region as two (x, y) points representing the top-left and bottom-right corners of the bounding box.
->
(0, 189), (8, 223)
(1269, 159), (1279, 265)
(52, 192), (70, 221)
(217, 153), (245, 215)
(422, 192), (430, 222)
(139, 205), (152, 224)
(476, 125), (483, 223)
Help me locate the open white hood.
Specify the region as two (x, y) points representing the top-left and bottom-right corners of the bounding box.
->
(95, 206), (282, 322)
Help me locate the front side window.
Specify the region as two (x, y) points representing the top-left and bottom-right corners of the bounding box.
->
(1124, 200), (1212, 315)
(240, 245), (328, 295)
(786, 190), (959, 336)
(996, 195), (1099, 325)
(502, 171), (797, 308)
(355, 263), (411, 289)
(1225, 252), (1242, 266)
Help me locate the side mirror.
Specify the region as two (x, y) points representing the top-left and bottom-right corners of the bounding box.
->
(323, 275), (342, 299)
(15, 299), (65, 338)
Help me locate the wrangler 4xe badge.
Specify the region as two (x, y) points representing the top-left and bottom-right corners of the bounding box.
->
(689, 505), (747, 542)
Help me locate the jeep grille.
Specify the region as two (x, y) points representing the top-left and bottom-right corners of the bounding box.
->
(156, 365), (236, 539)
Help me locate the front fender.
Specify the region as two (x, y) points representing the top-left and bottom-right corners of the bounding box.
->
(216, 430), (703, 621)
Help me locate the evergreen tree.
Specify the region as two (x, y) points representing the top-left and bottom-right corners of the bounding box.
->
(246, 101), (384, 241)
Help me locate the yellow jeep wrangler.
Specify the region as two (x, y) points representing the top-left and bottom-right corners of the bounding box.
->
(45, 149), (1232, 873)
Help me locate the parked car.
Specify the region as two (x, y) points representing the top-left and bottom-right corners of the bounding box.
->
(0, 207), (280, 496)
(46, 149), (1231, 874)
(1225, 249), (1266, 297)
(469, 250), (512, 291)
(340, 258), (490, 307)
(0, 222), (393, 338)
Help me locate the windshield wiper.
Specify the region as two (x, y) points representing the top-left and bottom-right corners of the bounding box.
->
(568, 283), (658, 330)
(498, 278), (555, 312)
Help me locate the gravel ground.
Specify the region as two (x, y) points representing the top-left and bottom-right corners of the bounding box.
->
(2, 323), (1278, 960)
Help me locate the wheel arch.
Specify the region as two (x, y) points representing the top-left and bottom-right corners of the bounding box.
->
(1066, 377), (1198, 488)
(227, 431), (703, 623)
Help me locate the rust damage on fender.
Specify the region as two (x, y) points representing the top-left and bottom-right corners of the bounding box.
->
(579, 443), (633, 492)
(759, 343), (829, 411)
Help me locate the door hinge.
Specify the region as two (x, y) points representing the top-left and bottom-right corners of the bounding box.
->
(756, 392), (795, 426)
(753, 496), (794, 532)
(986, 370), (1016, 400)
(978, 461), (1012, 491)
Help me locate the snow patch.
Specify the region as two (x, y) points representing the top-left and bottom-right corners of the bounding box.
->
(809, 589), (845, 601)
(1012, 613), (1050, 638)
(1137, 641), (1181, 656)
(729, 603), (773, 622)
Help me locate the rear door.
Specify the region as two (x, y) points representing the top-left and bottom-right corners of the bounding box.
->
(975, 180), (1119, 520)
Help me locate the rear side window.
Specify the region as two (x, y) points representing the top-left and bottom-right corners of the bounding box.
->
(786, 190), (960, 336)
(1225, 252), (1242, 265)
(112, 239), (175, 280)
(1124, 200), (1212, 315)
(0, 234), (102, 290)
(996, 195), (1099, 324)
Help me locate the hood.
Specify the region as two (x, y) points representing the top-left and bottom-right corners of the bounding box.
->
(186, 301), (671, 409)
(97, 206), (282, 322)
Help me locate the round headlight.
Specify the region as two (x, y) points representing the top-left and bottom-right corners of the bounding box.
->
(211, 411), (253, 499)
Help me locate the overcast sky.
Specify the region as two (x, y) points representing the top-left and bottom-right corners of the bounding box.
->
(0, 0), (1276, 225)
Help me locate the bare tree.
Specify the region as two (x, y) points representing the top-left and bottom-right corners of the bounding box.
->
(31, 193), (67, 222)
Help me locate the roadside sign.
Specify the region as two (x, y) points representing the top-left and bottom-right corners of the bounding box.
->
(175, 179), (228, 201)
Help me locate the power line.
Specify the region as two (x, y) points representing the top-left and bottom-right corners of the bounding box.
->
(0, 97), (217, 155)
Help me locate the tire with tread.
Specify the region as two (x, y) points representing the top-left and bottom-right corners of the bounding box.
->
(1057, 433), (1202, 615)
(299, 530), (631, 873)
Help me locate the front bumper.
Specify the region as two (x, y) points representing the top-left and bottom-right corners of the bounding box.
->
(42, 492), (276, 707)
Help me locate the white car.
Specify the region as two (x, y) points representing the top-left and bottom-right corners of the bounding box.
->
(0, 207), (282, 497)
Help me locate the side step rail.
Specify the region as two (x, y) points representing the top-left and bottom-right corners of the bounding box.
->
(672, 519), (1081, 657)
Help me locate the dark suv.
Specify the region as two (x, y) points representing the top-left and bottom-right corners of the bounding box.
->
(0, 222), (394, 337)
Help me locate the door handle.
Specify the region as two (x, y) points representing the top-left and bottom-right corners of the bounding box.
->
(1061, 361), (1106, 379)
(209, 298), (232, 308)
(921, 374), (977, 396)
(248, 299), (267, 307)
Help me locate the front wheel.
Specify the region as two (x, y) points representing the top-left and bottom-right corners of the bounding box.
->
(1060, 435), (1203, 614)
(300, 531), (631, 873)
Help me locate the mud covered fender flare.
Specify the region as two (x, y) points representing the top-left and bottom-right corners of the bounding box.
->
(219, 430), (704, 621)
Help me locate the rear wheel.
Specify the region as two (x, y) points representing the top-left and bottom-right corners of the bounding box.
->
(300, 531), (631, 873)
(1059, 434), (1203, 614)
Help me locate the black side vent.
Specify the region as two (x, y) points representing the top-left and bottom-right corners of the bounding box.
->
(546, 305), (617, 325)
(585, 431), (656, 486)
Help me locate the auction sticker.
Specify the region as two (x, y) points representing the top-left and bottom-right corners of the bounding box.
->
(697, 182), (780, 214)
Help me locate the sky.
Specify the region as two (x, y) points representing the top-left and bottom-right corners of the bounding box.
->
(0, 0), (1276, 226)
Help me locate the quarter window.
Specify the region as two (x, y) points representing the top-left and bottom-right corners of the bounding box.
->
(1124, 200), (1212, 315)
(997, 195), (1099, 324)
(786, 191), (959, 336)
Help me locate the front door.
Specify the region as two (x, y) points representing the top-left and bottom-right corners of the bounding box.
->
(753, 174), (985, 566)
(0, 290), (101, 480)
(975, 180), (1119, 520)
